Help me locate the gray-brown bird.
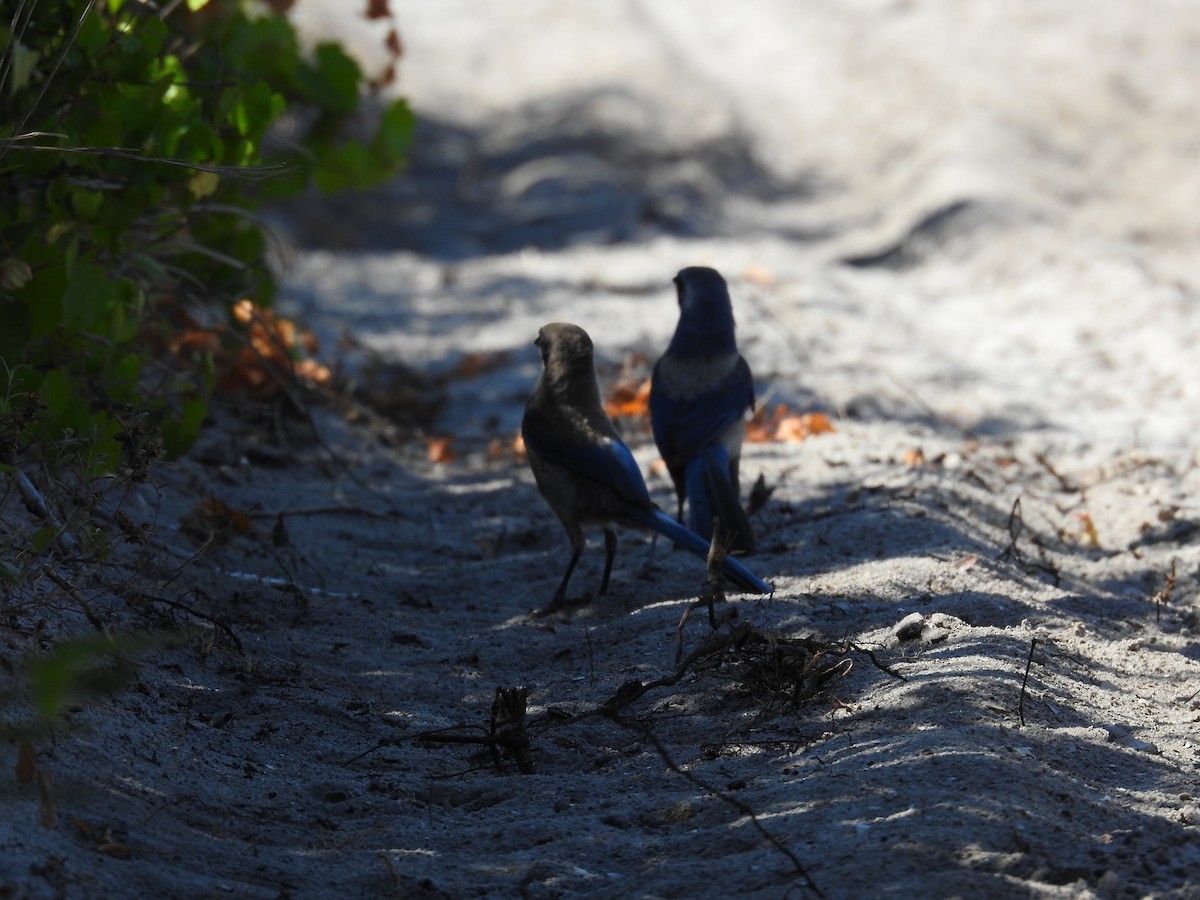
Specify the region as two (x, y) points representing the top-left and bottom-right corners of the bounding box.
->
(521, 322), (770, 607)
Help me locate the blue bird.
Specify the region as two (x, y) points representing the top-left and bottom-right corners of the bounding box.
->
(650, 266), (756, 555)
(521, 322), (771, 609)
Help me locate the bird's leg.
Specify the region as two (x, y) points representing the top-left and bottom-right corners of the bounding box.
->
(553, 546), (583, 604)
(599, 528), (618, 595)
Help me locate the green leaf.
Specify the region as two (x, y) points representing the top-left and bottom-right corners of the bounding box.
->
(31, 526), (63, 553)
(23, 264), (68, 337)
(29, 635), (143, 720)
(299, 43), (362, 114)
(6, 40), (40, 94)
(62, 262), (117, 331)
(374, 99), (416, 160)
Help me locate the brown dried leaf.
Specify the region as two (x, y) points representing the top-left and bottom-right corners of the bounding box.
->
(16, 741), (36, 785)
(97, 842), (133, 859)
(385, 28), (403, 57)
(904, 448), (926, 466)
(190, 499), (254, 537)
(37, 770), (57, 829)
(70, 817), (97, 840)
(451, 351), (511, 381)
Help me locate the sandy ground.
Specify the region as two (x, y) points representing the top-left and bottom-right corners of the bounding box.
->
(5, 2), (1200, 897)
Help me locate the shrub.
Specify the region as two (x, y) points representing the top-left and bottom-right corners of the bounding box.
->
(0, 0), (412, 481)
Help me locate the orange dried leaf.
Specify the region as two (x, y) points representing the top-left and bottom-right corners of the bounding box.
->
(800, 411), (835, 435)
(170, 328), (221, 356)
(904, 448), (926, 466)
(427, 436), (456, 464)
(231, 298), (256, 324)
(604, 379), (652, 418)
(1076, 512), (1101, 548)
(777, 411), (836, 442)
(295, 358), (332, 385)
(743, 264), (774, 286)
(745, 403), (785, 443)
(748, 405), (835, 443)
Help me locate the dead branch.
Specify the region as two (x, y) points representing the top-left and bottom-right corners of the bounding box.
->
(998, 496), (1024, 563)
(609, 713), (823, 897)
(1018, 637), (1038, 726)
(41, 567), (107, 635)
(1150, 559), (1177, 624)
(12, 468), (79, 555)
(407, 686), (534, 774)
(141, 594), (244, 655)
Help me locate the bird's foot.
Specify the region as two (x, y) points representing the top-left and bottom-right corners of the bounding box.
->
(533, 591), (593, 617)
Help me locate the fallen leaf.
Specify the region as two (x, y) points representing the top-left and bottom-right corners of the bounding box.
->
(16, 741), (35, 785)
(366, 0), (391, 19)
(451, 351), (511, 381)
(181, 499), (255, 545)
(97, 842), (133, 859)
(1076, 512), (1101, 548)
(743, 264), (774, 286)
(746, 405), (835, 443)
(295, 358), (332, 385)
(427, 436), (456, 464)
(70, 817), (98, 840)
(904, 448), (926, 466)
(777, 411), (836, 442)
(198, 499), (253, 535)
(604, 378), (652, 418)
(37, 770), (56, 829)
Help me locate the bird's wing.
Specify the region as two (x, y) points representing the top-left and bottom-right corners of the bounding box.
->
(651, 357), (754, 464)
(523, 409), (651, 506)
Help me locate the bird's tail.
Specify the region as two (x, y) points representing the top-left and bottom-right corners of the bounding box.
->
(684, 445), (755, 555)
(630, 508), (771, 595)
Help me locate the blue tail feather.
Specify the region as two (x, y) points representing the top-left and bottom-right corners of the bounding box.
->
(684, 445), (755, 555)
(630, 508), (771, 595)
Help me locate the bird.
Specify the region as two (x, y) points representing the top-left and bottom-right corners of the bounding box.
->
(521, 322), (771, 609)
(650, 266), (756, 555)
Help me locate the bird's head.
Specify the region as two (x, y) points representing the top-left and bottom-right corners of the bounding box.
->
(535, 322), (596, 376)
(670, 266), (737, 354)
